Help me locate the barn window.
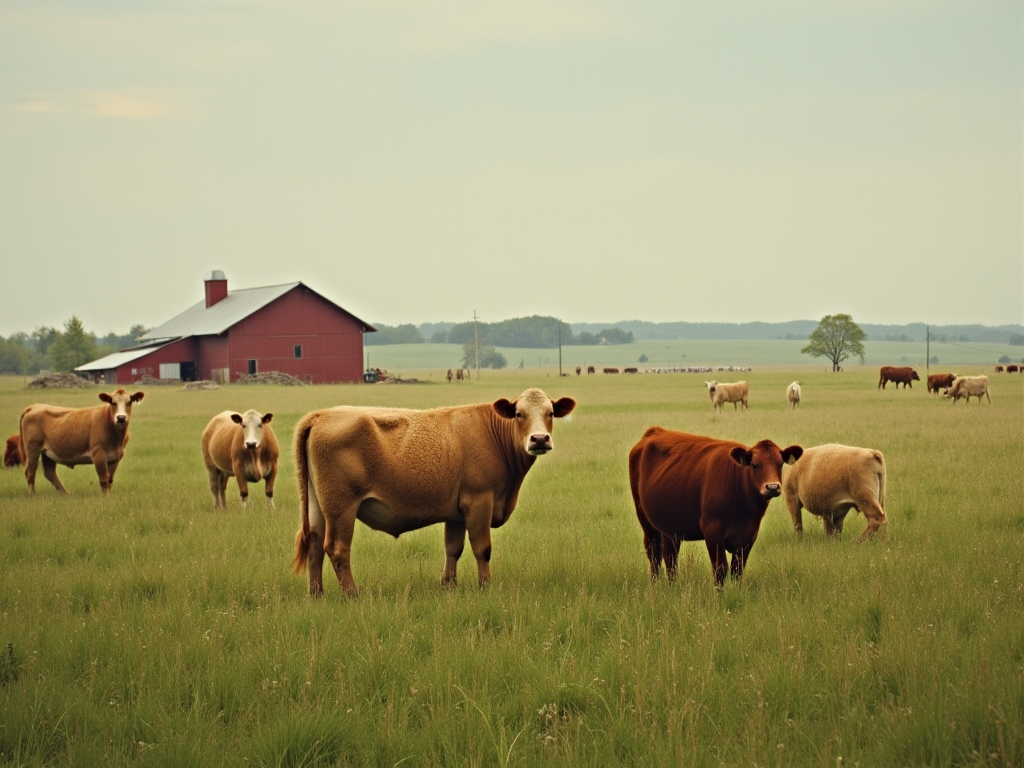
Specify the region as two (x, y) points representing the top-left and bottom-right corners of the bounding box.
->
(293, 345), (303, 359)
(247, 359), (257, 375)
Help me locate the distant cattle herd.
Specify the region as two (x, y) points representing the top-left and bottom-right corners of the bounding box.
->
(2, 358), (1014, 590)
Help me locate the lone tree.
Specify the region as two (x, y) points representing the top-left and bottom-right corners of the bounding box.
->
(49, 316), (98, 372)
(802, 313), (866, 372)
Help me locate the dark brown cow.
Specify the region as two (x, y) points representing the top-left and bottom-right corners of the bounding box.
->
(629, 427), (802, 586)
(587, 366), (595, 375)
(623, 367), (639, 374)
(926, 372), (957, 395)
(878, 366), (920, 389)
(201, 409), (280, 509)
(19, 389), (145, 495)
(995, 365), (1005, 373)
(603, 367), (619, 374)
(446, 369), (453, 383)
(292, 387), (576, 596)
(575, 366), (581, 376)
(4, 434), (23, 468)
(1008, 365), (1020, 373)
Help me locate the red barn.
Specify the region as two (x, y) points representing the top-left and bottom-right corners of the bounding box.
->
(77, 271), (375, 385)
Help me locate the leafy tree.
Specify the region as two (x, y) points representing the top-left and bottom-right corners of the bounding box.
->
(801, 313), (866, 372)
(365, 323), (424, 346)
(49, 316), (98, 372)
(460, 342), (506, 370)
(0, 336), (32, 374)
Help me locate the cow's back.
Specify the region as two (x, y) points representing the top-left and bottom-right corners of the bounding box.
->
(784, 444), (884, 511)
(21, 403), (105, 460)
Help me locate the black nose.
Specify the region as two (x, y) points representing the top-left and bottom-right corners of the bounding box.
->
(763, 483), (781, 497)
(245, 440), (258, 449)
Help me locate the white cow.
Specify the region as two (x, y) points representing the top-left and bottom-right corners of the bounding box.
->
(944, 375), (991, 404)
(704, 380), (749, 412)
(782, 444), (887, 542)
(786, 381), (801, 409)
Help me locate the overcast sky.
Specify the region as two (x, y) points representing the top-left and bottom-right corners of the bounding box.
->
(0, 1), (1020, 338)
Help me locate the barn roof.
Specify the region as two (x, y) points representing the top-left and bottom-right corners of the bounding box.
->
(75, 340), (177, 372)
(138, 281), (375, 342)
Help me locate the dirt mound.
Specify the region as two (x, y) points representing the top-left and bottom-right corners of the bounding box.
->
(27, 372), (94, 389)
(182, 380), (219, 391)
(235, 371), (305, 386)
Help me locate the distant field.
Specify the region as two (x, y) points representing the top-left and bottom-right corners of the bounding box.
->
(1, 371), (1022, 767)
(367, 339), (1022, 380)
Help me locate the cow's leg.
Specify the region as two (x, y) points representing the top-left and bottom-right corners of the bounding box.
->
(442, 520), (465, 586)
(704, 540), (729, 586)
(263, 464), (277, 509)
(233, 462), (250, 508)
(321, 501), (359, 597)
(208, 468), (225, 508)
(216, 473), (229, 509)
(24, 446), (41, 495)
(634, 512), (663, 580)
(662, 534), (681, 582)
(786, 495), (804, 535)
(855, 499), (886, 543)
(41, 454), (68, 494)
(730, 543), (753, 580)
(89, 446), (113, 494)
(463, 499), (494, 587)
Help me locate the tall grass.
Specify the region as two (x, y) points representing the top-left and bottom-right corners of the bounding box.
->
(0, 369), (1021, 767)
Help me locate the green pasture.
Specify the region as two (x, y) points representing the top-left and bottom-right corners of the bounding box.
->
(0, 369), (1022, 767)
(365, 339), (1021, 380)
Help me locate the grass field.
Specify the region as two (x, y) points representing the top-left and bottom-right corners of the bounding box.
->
(1, 367), (1022, 767)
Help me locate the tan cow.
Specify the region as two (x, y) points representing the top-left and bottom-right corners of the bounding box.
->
(944, 375), (991, 404)
(201, 409), (280, 509)
(19, 389), (145, 495)
(786, 381), (801, 409)
(782, 444), (886, 542)
(292, 387), (576, 596)
(705, 380), (749, 412)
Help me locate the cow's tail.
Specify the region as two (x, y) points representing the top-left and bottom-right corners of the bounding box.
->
(872, 450), (887, 510)
(291, 415), (314, 574)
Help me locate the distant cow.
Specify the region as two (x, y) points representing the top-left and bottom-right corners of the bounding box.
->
(945, 375), (991, 404)
(878, 366), (920, 389)
(446, 369), (453, 383)
(201, 409), (280, 509)
(19, 389), (145, 495)
(575, 366), (581, 376)
(629, 427), (802, 586)
(624, 367), (638, 374)
(995, 365), (1004, 373)
(782, 444), (886, 542)
(927, 372), (957, 395)
(455, 369), (464, 382)
(603, 367), (619, 374)
(786, 381), (801, 409)
(292, 387), (577, 596)
(1008, 365), (1020, 373)
(4, 434), (23, 468)
(704, 380), (749, 412)
(587, 366), (595, 375)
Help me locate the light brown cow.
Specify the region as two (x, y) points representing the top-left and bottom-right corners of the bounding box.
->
(782, 444), (887, 542)
(705, 380), (749, 412)
(19, 389), (145, 495)
(4, 433), (23, 468)
(292, 387), (576, 596)
(201, 409), (280, 509)
(927, 372), (957, 395)
(944, 375), (991, 404)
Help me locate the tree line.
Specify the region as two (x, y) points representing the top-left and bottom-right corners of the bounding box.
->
(366, 315), (634, 347)
(0, 317), (148, 375)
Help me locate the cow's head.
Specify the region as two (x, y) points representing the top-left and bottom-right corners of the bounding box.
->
(704, 381), (717, 398)
(231, 409), (273, 450)
(99, 389), (144, 428)
(912, 370), (921, 381)
(730, 439), (803, 499)
(492, 388), (576, 456)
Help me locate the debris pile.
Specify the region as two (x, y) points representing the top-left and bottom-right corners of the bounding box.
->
(182, 380), (219, 391)
(136, 374), (177, 386)
(235, 371), (305, 386)
(26, 372), (94, 389)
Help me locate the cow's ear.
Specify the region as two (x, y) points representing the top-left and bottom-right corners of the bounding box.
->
(729, 446), (752, 466)
(231, 413), (244, 425)
(552, 397), (576, 418)
(99, 392), (113, 404)
(131, 391), (145, 403)
(492, 399), (517, 419)
(783, 446), (803, 465)
(262, 413), (274, 424)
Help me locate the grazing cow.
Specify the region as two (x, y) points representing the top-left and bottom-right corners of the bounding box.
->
(1007, 365), (1020, 373)
(623, 367), (638, 374)
(603, 367), (619, 374)
(292, 387), (577, 596)
(927, 372), (957, 395)
(455, 369), (464, 382)
(782, 444), (886, 542)
(944, 375), (991, 404)
(19, 389), (145, 495)
(786, 381), (801, 409)
(575, 366), (581, 376)
(4, 434), (23, 468)
(878, 366), (920, 389)
(587, 366), (595, 375)
(995, 365), (1004, 373)
(446, 369), (453, 383)
(704, 380), (749, 412)
(201, 409), (280, 509)
(629, 427), (802, 586)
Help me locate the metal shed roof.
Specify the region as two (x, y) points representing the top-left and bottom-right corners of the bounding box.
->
(75, 341), (177, 372)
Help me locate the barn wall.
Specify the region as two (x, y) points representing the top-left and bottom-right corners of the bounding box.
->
(225, 287), (367, 383)
(112, 339), (200, 384)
